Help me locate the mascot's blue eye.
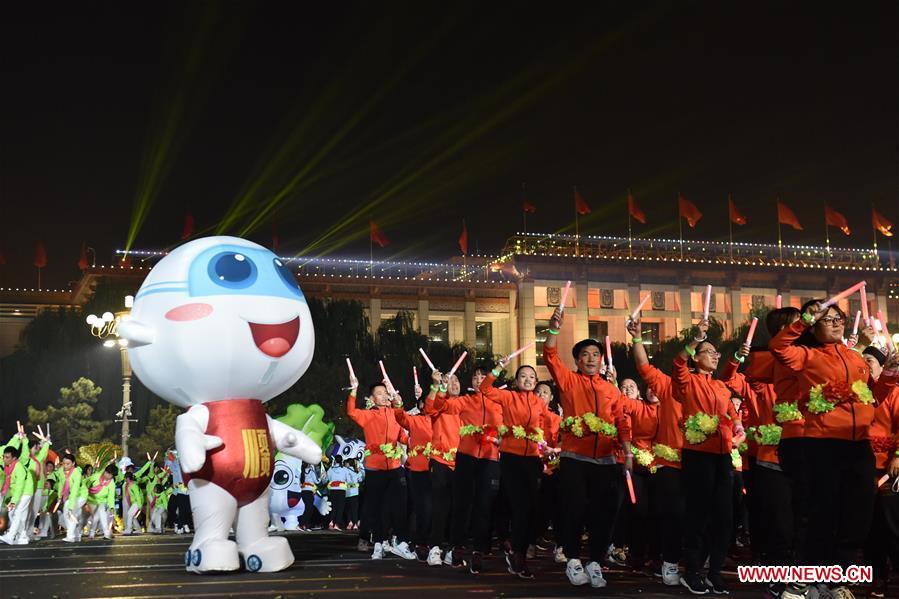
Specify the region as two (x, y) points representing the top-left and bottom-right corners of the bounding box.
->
(274, 258), (301, 295)
(208, 252), (257, 288)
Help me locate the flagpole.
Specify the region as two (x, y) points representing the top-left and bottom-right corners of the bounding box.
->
(678, 193), (684, 260)
(522, 182), (527, 234)
(824, 208), (831, 267)
(872, 203), (879, 257)
(574, 186), (580, 258)
(37, 266), (41, 290)
(627, 189), (633, 259)
(777, 199), (783, 262)
(728, 198), (733, 262)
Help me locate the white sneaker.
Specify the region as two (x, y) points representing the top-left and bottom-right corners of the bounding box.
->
(63, 537), (78, 543)
(662, 561), (680, 586)
(390, 541), (416, 560)
(586, 561), (607, 588)
(427, 545), (443, 566)
(553, 546), (567, 563)
(0, 533), (14, 545)
(175, 527), (183, 534)
(566, 559), (590, 586)
(184, 525), (190, 533)
(371, 542), (384, 560)
(442, 549), (453, 566)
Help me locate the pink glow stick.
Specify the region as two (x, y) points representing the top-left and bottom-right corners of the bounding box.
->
(413, 366), (418, 385)
(702, 285), (712, 320)
(630, 294), (651, 320)
(775, 294), (782, 309)
(852, 311), (861, 336)
(822, 281), (866, 309)
(860, 285), (869, 324)
(345, 357), (356, 380)
(877, 310), (897, 352)
(447, 351), (468, 378)
(625, 470), (636, 504)
(878, 474), (890, 487)
(378, 360), (396, 394)
(605, 335), (613, 368)
(745, 317), (759, 346)
(504, 341), (536, 363)
(418, 347), (436, 370)
(498, 384), (508, 390)
(558, 280), (572, 313)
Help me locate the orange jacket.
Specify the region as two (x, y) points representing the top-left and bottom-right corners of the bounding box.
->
(424, 393), (461, 468)
(543, 345), (632, 459)
(394, 410), (433, 472)
(637, 363), (683, 469)
(769, 320), (874, 441)
(870, 373), (899, 469)
(672, 356), (740, 455)
(433, 391), (503, 461)
(543, 410), (562, 448)
(346, 395), (405, 470)
(479, 373), (551, 457)
(721, 351), (781, 464)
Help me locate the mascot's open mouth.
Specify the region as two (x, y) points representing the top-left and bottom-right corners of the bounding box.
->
(287, 490), (301, 508)
(248, 317), (300, 358)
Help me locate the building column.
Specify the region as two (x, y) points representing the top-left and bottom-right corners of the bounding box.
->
(729, 287), (743, 336)
(871, 289), (889, 324)
(464, 300), (476, 348)
(627, 285), (641, 317)
(370, 297), (382, 337)
(418, 299), (429, 334)
(507, 289), (518, 359)
(518, 281), (536, 367)
(678, 287), (693, 332)
(574, 281), (589, 342)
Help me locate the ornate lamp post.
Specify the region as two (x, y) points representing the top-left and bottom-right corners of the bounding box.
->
(86, 295), (136, 456)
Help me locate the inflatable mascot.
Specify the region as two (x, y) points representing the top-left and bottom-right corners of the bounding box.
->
(119, 236), (322, 574)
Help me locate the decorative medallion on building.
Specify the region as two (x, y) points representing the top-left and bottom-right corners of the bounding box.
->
(652, 291), (665, 311)
(547, 287), (561, 306)
(600, 289), (614, 309)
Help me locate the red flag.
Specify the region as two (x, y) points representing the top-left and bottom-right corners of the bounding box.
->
(34, 241), (48, 268)
(369, 219), (389, 248)
(78, 242), (89, 270)
(628, 191), (646, 224)
(574, 190), (591, 216)
(777, 200), (803, 231)
(873, 208), (894, 237)
(458, 220), (469, 255)
(181, 213), (195, 240)
(728, 195), (747, 226)
(522, 199), (537, 214)
(678, 194), (702, 228)
(824, 205), (851, 236)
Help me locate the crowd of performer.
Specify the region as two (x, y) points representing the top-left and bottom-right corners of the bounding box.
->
(2, 298), (898, 599)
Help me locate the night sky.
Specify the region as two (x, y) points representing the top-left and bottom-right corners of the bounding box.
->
(2, 1), (897, 288)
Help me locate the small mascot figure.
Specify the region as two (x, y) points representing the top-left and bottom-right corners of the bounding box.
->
(119, 236), (321, 574)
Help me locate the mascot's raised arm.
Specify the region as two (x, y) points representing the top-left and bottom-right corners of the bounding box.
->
(118, 236), (321, 574)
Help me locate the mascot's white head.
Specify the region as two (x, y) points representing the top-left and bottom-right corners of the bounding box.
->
(119, 236), (314, 408)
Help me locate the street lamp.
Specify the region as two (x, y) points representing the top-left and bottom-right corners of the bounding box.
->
(86, 295), (136, 457)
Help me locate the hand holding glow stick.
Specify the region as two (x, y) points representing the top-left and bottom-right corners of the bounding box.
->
(605, 335), (613, 369)
(418, 347), (436, 371)
(744, 317), (758, 346)
(503, 341), (535, 363)
(878, 310), (898, 352)
(447, 351), (468, 378)
(379, 360), (396, 395)
(702, 285), (712, 320)
(630, 294), (651, 320)
(625, 470), (636, 504)
(822, 281), (866, 309)
(558, 281), (572, 313)
(878, 474), (890, 488)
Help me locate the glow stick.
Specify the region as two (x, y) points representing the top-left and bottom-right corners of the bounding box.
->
(878, 474), (890, 487)
(744, 317), (758, 346)
(605, 335), (613, 368)
(877, 310), (897, 352)
(504, 341), (535, 363)
(629, 294), (651, 320)
(822, 281), (865, 309)
(498, 384), (508, 390)
(558, 280), (572, 313)
(413, 366), (418, 386)
(447, 351), (468, 378)
(852, 311), (861, 336)
(873, 318), (883, 333)
(345, 358), (356, 380)
(860, 285), (869, 324)
(625, 470), (636, 504)
(775, 294), (782, 309)
(418, 347), (436, 371)
(702, 285), (712, 320)
(378, 360), (396, 394)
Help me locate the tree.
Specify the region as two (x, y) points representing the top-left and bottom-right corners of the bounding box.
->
(27, 377), (111, 449)
(129, 404), (180, 455)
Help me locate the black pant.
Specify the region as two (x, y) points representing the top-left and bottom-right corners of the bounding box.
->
(330, 490), (346, 528)
(804, 439), (875, 570)
(732, 471), (749, 544)
(300, 490), (316, 528)
(451, 452), (500, 553)
(501, 453), (543, 554)
(346, 495), (360, 526)
(754, 464), (793, 566)
(559, 457), (622, 563)
(650, 466), (685, 564)
(408, 470), (432, 547)
(363, 468), (409, 543)
(865, 470), (899, 585)
(682, 450), (733, 576)
(428, 461), (454, 547)
(626, 467), (656, 568)
(168, 493), (192, 528)
(778, 437), (810, 564)
(533, 472), (559, 546)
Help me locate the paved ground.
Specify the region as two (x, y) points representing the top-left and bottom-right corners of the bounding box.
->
(0, 531), (765, 598)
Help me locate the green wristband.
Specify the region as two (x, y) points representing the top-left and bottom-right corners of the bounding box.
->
(733, 352), (745, 364)
(547, 328), (560, 335)
(631, 337), (643, 343)
(429, 384), (439, 392)
(438, 384), (447, 393)
(802, 312), (816, 325)
(684, 345), (696, 357)
(491, 368), (502, 377)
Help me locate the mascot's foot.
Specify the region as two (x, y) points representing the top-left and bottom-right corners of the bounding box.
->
(185, 539), (240, 574)
(239, 535), (294, 573)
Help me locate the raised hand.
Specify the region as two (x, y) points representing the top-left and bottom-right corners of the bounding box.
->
(626, 317), (641, 338)
(550, 307), (563, 331)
